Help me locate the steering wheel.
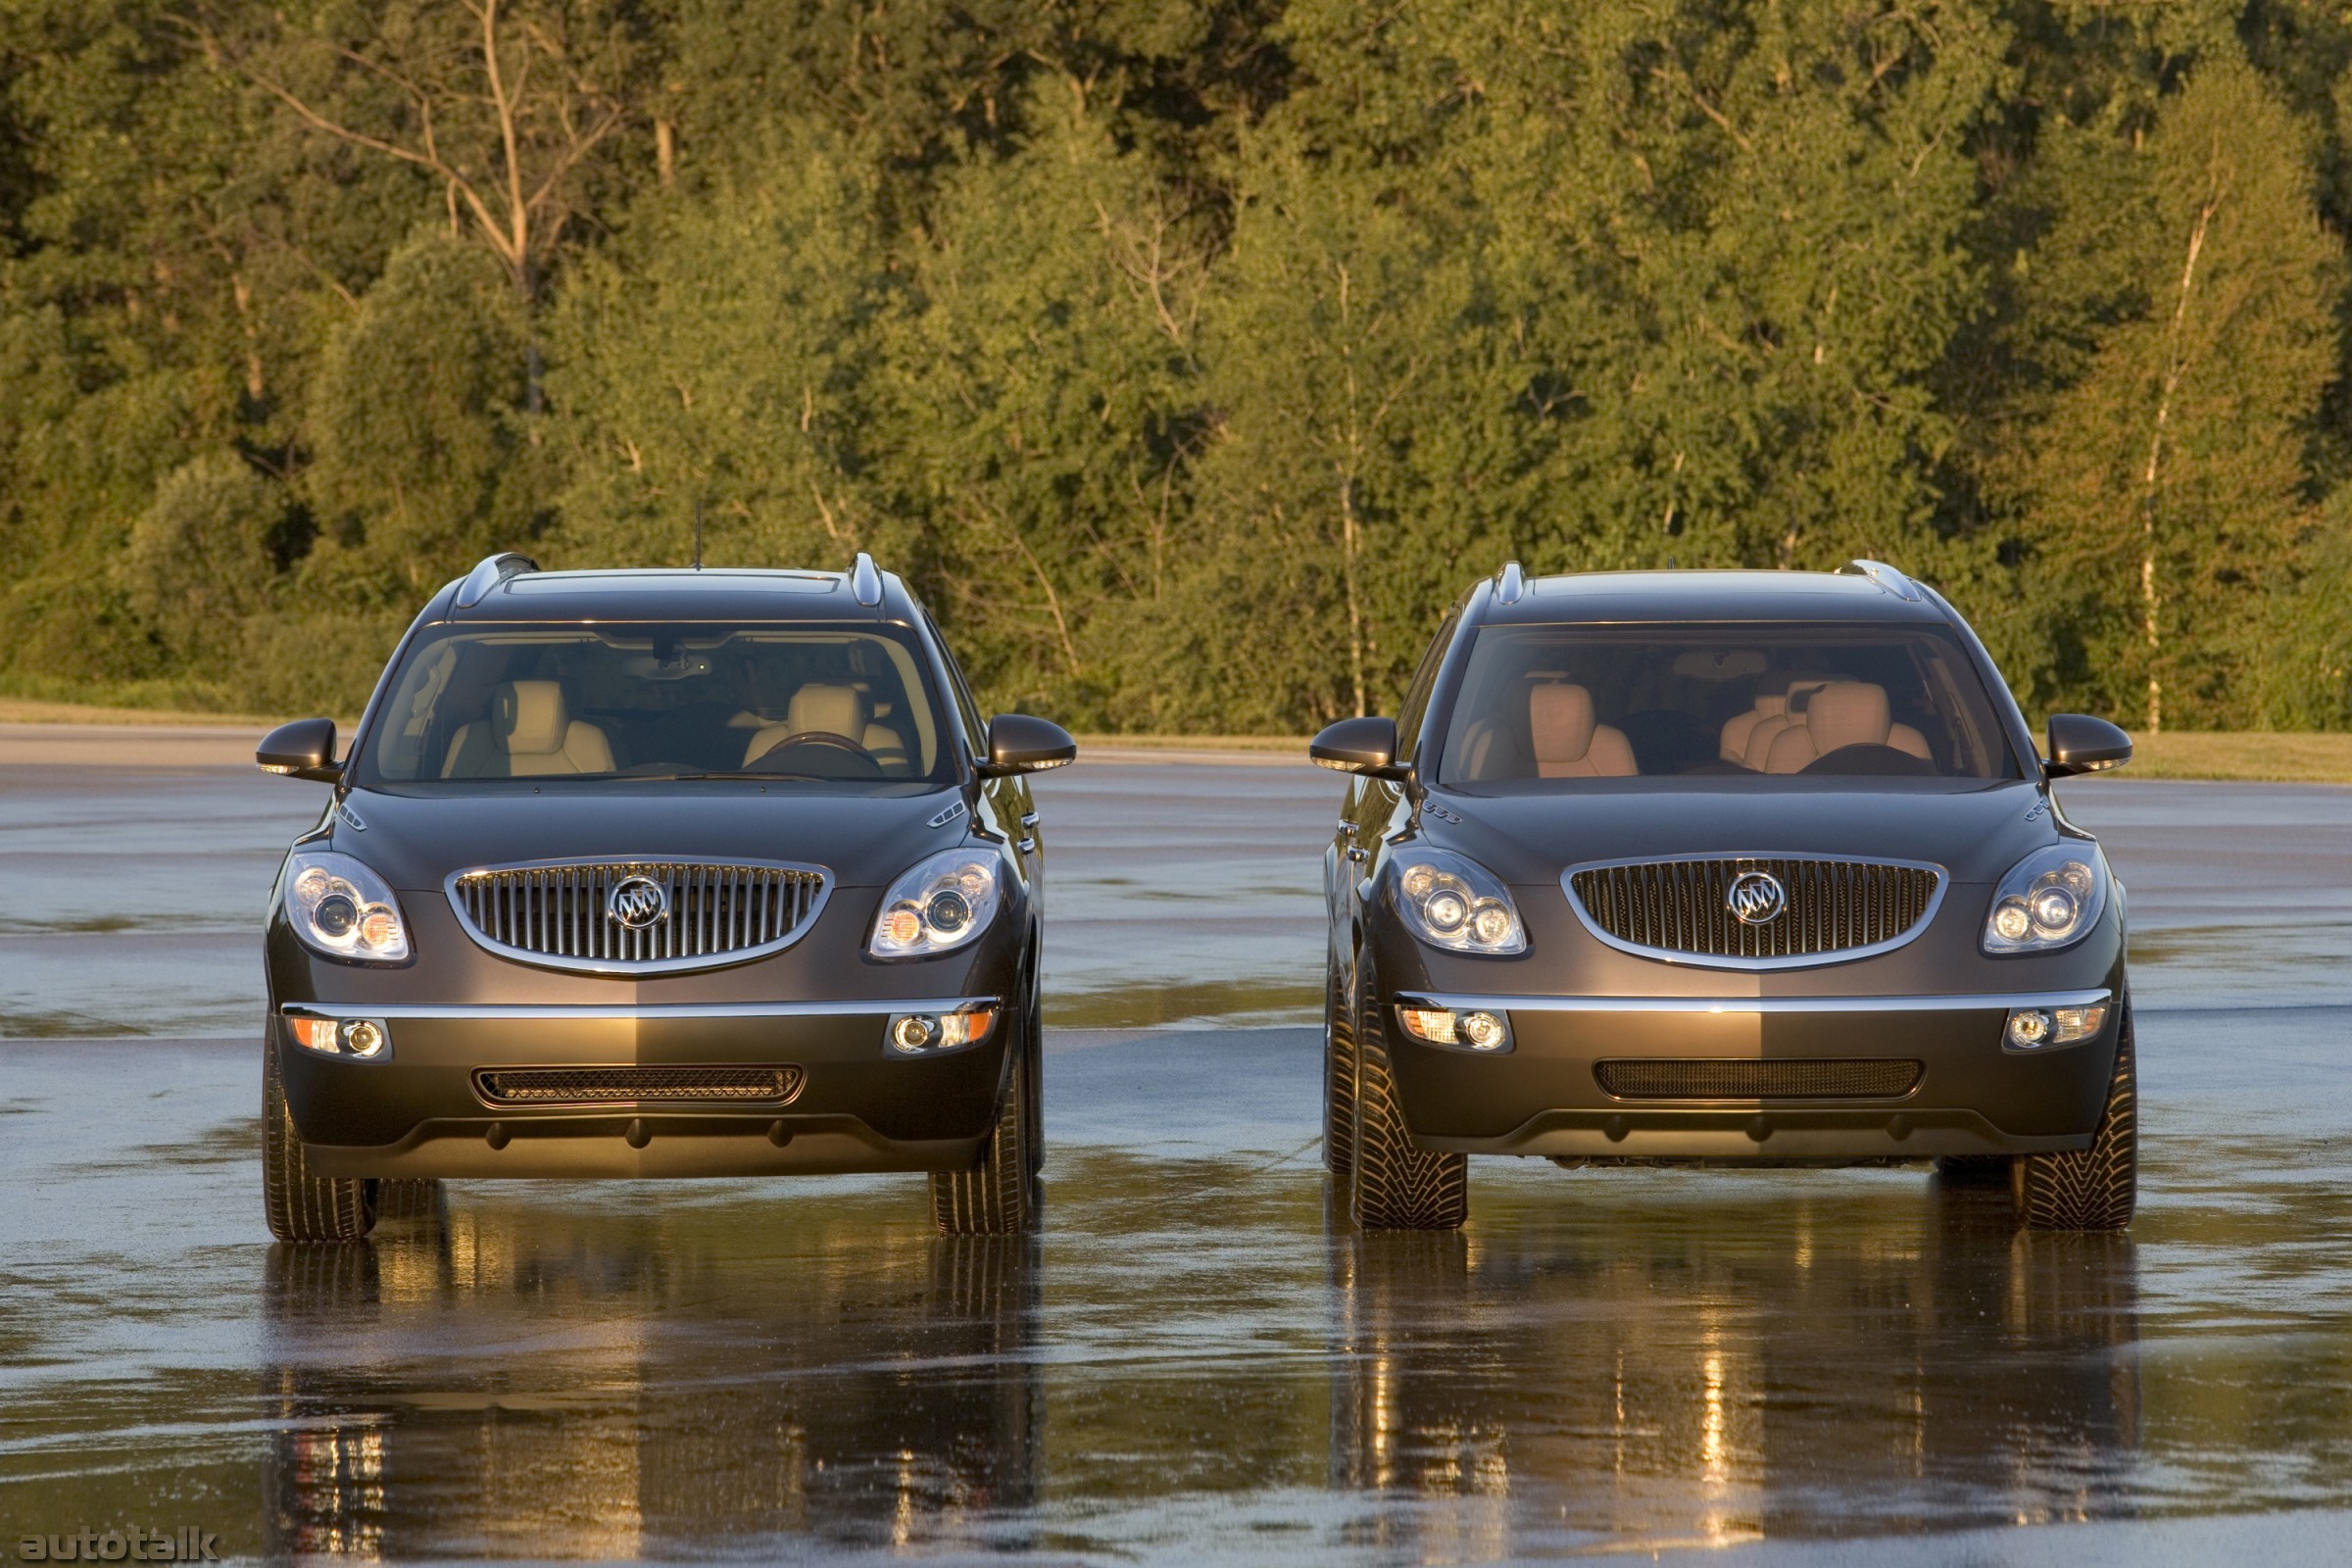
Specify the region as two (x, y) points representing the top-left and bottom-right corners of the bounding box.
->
(750, 731), (884, 778)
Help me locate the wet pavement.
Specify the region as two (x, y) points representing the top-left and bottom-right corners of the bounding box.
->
(3, 758), (2351, 1561)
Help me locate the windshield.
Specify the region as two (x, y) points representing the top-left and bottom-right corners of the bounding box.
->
(1434, 622), (2021, 786)
(354, 623), (955, 787)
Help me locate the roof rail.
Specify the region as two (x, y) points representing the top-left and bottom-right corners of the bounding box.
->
(849, 551), (883, 607)
(1842, 558), (1923, 603)
(453, 552), (539, 610)
(1494, 560), (1527, 606)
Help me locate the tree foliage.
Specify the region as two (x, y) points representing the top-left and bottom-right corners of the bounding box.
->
(2, 0), (2348, 730)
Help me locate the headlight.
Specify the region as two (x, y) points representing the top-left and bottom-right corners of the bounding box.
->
(1983, 844), (2108, 955)
(869, 849), (1004, 957)
(1390, 851), (1526, 955)
(283, 850), (412, 962)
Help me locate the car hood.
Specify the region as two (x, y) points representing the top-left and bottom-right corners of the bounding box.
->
(1424, 779), (2059, 887)
(325, 784), (972, 891)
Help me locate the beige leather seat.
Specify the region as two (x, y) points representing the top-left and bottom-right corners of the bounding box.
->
(443, 681), (614, 778)
(1742, 680), (1830, 770)
(1531, 684), (1637, 777)
(742, 683), (899, 767)
(1763, 681), (1932, 773)
(1720, 692), (1788, 762)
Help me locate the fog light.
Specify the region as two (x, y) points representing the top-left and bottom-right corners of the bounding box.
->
(1398, 1004), (1511, 1054)
(891, 1014), (936, 1054)
(288, 1016), (338, 1053)
(1460, 1010), (1508, 1052)
(937, 1004), (997, 1049)
(339, 1019), (386, 1058)
(2006, 1008), (2053, 1050)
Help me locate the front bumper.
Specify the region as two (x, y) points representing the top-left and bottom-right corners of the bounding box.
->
(1386, 989), (2122, 1161)
(276, 999), (1009, 1179)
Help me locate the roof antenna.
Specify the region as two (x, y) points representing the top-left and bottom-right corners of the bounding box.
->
(692, 501), (704, 570)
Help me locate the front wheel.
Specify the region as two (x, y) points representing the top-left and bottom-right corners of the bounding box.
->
(931, 1025), (1041, 1235)
(262, 1038), (378, 1244)
(2016, 1004), (2138, 1232)
(1324, 960), (1358, 1179)
(1348, 952), (1467, 1231)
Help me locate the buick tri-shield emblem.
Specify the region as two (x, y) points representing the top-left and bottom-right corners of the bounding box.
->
(606, 874), (671, 930)
(1726, 869), (1788, 925)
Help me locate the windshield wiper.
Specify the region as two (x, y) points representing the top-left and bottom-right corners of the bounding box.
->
(655, 770), (825, 782)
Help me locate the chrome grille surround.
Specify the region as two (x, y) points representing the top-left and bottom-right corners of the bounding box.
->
(445, 858), (831, 975)
(1562, 854), (1945, 970)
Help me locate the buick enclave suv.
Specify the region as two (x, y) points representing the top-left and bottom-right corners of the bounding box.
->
(1312, 562), (2135, 1232)
(255, 553), (1074, 1242)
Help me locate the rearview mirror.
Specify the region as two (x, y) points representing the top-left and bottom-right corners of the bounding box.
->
(979, 713), (1078, 776)
(257, 717), (341, 783)
(2043, 713), (2132, 778)
(1309, 716), (1405, 778)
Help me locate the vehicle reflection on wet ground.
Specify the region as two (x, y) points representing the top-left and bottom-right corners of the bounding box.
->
(1, 759), (2350, 1561)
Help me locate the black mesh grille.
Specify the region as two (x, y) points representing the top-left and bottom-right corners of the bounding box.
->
(453, 862), (824, 970)
(1569, 858), (1939, 960)
(473, 1065), (806, 1105)
(1593, 1058), (1923, 1101)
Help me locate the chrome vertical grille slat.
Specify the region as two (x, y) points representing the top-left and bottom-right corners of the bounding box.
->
(448, 858), (831, 975)
(1564, 855), (1944, 970)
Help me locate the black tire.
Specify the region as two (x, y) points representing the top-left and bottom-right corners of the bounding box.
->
(1022, 964), (1045, 1181)
(931, 1019), (1041, 1235)
(262, 1037), (378, 1244)
(2017, 1004), (2138, 1232)
(1935, 1154), (2013, 1186)
(1348, 952), (1467, 1231)
(1323, 959), (1358, 1179)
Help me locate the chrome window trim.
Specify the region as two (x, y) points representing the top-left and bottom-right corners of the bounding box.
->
(1560, 852), (1948, 971)
(442, 856), (834, 977)
(1396, 988), (2109, 1015)
(282, 996), (993, 1022)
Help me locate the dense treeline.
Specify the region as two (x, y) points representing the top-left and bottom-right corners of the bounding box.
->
(3, 0), (2350, 731)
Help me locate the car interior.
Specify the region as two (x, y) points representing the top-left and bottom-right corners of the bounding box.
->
(1437, 627), (2015, 783)
(359, 627), (951, 785)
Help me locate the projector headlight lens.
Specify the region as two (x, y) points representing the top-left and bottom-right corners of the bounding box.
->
(870, 850), (1004, 957)
(1983, 845), (2109, 955)
(1390, 852), (1526, 955)
(282, 851), (411, 962)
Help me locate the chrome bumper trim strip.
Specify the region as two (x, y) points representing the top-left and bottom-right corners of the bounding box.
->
(1396, 989), (2111, 1015)
(282, 997), (993, 1022)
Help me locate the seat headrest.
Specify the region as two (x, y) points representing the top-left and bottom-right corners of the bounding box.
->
(1530, 683), (1599, 765)
(1752, 692), (1788, 718)
(788, 683), (866, 738)
(499, 681), (569, 755)
(1805, 681), (1892, 754)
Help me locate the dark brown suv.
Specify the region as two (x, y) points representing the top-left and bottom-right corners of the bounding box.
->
(1312, 561), (2136, 1232)
(254, 552), (1074, 1242)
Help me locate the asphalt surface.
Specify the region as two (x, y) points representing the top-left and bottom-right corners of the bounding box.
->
(2, 756), (2350, 1562)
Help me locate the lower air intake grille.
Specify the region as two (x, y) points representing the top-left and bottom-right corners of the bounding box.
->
(473, 1065), (806, 1106)
(1593, 1058), (1922, 1101)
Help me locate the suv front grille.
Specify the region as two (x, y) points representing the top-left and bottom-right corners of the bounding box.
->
(1594, 1058), (1922, 1101)
(448, 859), (828, 974)
(1566, 856), (1941, 966)
(474, 1065), (806, 1105)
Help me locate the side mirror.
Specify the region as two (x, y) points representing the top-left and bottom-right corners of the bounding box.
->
(979, 713), (1078, 776)
(1309, 715), (1405, 778)
(256, 717), (341, 783)
(2044, 713), (2132, 778)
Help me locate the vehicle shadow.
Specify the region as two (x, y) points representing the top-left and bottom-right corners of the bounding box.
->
(1324, 1168), (2141, 1554)
(258, 1184), (1042, 1558)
